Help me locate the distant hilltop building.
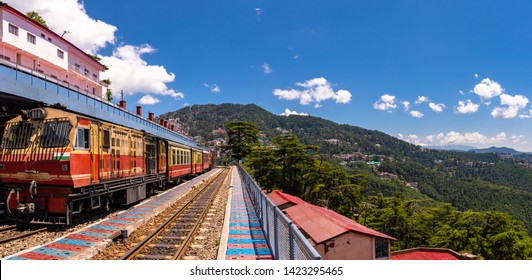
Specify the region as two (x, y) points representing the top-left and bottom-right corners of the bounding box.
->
(0, 2), (107, 97)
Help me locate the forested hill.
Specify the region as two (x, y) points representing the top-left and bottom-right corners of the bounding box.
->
(162, 103), (420, 156)
(162, 103), (532, 233)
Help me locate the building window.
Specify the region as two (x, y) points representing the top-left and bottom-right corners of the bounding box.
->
(27, 33), (36, 44)
(375, 238), (389, 259)
(8, 24), (19, 36)
(57, 49), (64, 59)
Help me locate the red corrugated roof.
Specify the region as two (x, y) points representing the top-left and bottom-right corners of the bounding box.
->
(268, 190), (305, 207)
(283, 202), (396, 244)
(268, 190), (395, 243)
(312, 205), (396, 241)
(391, 251), (459, 260)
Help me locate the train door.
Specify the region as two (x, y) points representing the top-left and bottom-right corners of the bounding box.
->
(110, 130), (124, 179)
(90, 121), (99, 184)
(99, 126), (111, 181)
(189, 148), (194, 174)
(158, 139), (167, 174)
(145, 136), (156, 174)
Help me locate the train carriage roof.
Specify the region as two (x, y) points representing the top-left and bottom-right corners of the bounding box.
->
(46, 105), (204, 151)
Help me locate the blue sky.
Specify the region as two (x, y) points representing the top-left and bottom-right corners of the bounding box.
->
(12, 0), (532, 151)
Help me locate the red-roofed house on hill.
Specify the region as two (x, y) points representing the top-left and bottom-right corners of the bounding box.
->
(268, 190), (396, 260)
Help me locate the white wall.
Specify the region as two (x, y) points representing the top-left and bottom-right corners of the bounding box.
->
(2, 10), (68, 70)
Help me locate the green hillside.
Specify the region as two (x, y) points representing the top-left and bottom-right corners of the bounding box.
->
(162, 104), (532, 235)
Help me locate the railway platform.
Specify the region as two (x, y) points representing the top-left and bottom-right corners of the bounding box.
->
(218, 167), (273, 260)
(3, 169), (221, 260)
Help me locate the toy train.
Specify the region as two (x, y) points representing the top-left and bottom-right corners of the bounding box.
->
(0, 106), (213, 226)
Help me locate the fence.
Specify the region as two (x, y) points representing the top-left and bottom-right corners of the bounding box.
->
(237, 165), (321, 260)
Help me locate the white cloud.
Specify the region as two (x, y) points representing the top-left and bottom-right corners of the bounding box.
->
(138, 95), (160, 105)
(11, 0), (117, 53)
(262, 62), (272, 74)
(428, 102), (446, 113)
(519, 109), (532, 119)
(273, 77), (352, 106)
(491, 94), (529, 119)
(204, 83), (221, 93)
(335, 90), (352, 104)
(415, 96), (430, 104)
(15, 1), (184, 102)
(255, 8), (262, 16)
(475, 73), (479, 78)
(280, 108), (309, 116)
(100, 44), (184, 100)
(373, 94), (397, 111)
(459, 90), (465, 95)
(472, 78), (504, 99)
(401, 101), (410, 111)
(456, 100), (479, 114)
(400, 131), (508, 147)
(410, 110), (424, 118)
(512, 135), (526, 144)
(439, 131), (506, 146)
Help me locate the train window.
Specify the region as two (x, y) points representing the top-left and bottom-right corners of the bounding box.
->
(103, 130), (110, 148)
(41, 120), (71, 148)
(75, 127), (90, 149)
(3, 122), (32, 149)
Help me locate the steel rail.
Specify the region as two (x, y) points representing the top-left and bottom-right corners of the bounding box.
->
(172, 167), (230, 260)
(0, 225), (18, 233)
(120, 168), (228, 260)
(0, 227), (48, 244)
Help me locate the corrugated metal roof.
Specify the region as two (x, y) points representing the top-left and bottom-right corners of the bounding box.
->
(283, 202), (396, 244)
(268, 190), (305, 207)
(391, 251), (459, 260)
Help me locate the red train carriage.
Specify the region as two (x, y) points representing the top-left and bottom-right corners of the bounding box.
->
(167, 141), (192, 182)
(202, 151), (212, 171)
(191, 149), (203, 175)
(0, 107), (212, 225)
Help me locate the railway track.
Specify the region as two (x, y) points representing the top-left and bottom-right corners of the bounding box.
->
(120, 168), (230, 260)
(0, 225), (48, 244)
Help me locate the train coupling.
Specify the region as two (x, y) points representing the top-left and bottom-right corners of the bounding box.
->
(17, 202), (35, 214)
(6, 187), (36, 215)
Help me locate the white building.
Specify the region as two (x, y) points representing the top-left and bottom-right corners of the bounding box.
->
(0, 2), (107, 96)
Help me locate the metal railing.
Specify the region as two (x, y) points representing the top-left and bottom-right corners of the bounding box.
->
(237, 165), (321, 260)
